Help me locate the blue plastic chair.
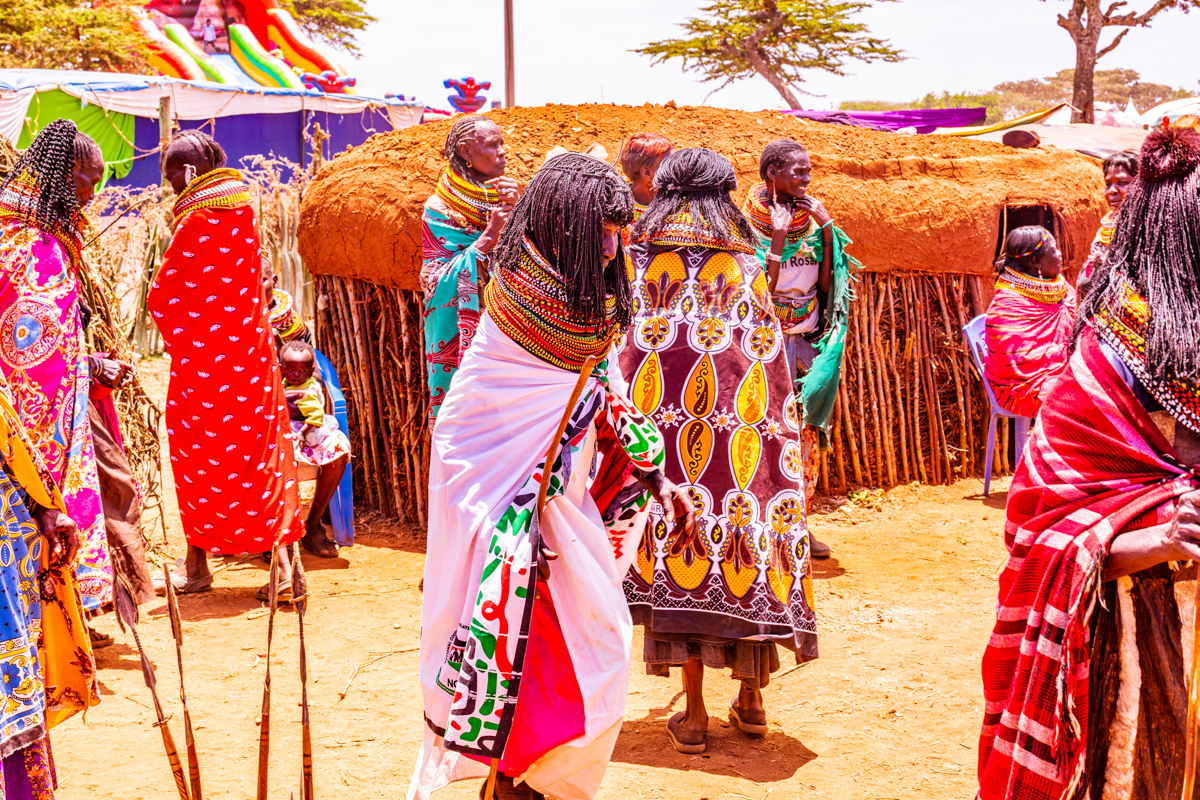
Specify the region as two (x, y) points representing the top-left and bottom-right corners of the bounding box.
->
(312, 348), (354, 546)
(963, 314), (1032, 497)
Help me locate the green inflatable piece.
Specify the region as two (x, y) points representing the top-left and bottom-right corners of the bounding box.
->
(17, 89), (135, 186)
(165, 23), (234, 85)
(228, 24), (304, 90)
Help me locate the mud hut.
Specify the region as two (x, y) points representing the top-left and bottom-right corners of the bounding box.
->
(298, 103), (1105, 524)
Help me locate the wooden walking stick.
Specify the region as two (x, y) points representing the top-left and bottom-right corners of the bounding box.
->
(1184, 578), (1200, 800)
(483, 355), (599, 799)
(164, 564), (203, 800)
(292, 542), (314, 800)
(114, 576), (191, 800)
(257, 551), (281, 800)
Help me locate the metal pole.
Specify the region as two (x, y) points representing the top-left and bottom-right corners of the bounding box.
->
(503, 0), (515, 107)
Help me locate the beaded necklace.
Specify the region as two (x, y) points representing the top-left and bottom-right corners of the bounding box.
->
(996, 268), (1068, 305)
(743, 182), (813, 244)
(486, 236), (617, 372)
(647, 205), (755, 254)
(1096, 210), (1117, 247)
(269, 288), (307, 342)
(435, 168), (500, 231)
(0, 174), (85, 269)
(1093, 279), (1200, 434)
(172, 168), (253, 230)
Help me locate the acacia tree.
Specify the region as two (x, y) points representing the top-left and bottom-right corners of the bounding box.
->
(279, 0), (375, 56)
(635, 0), (904, 109)
(1046, 0), (1200, 123)
(0, 0), (152, 71)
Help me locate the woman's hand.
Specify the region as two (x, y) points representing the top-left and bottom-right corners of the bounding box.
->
(796, 196), (832, 227)
(636, 469), (697, 538)
(475, 176), (521, 257)
(1105, 489), (1200, 580)
(770, 201), (794, 237)
(92, 357), (133, 389)
(36, 506), (79, 566)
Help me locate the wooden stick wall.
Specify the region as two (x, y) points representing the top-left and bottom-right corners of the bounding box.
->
(314, 271), (1015, 522)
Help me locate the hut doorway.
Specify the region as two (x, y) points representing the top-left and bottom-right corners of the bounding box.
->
(995, 203), (1058, 262)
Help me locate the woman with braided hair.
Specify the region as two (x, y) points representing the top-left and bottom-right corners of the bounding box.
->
(978, 125), (1200, 800)
(421, 114), (520, 428)
(982, 225), (1076, 419)
(618, 148), (817, 755)
(149, 129), (304, 597)
(0, 117), (106, 796)
(744, 138), (860, 560)
(410, 153), (693, 800)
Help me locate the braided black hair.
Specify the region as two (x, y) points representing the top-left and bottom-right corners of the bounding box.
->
(491, 153), (635, 327)
(0, 118), (102, 234)
(1073, 126), (1200, 381)
(995, 225), (1053, 276)
(633, 148), (756, 246)
(759, 139), (807, 181)
(443, 115), (495, 183)
(1102, 150), (1139, 178)
(162, 129), (227, 173)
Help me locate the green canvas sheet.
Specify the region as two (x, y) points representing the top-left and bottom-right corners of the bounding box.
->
(18, 89), (136, 185)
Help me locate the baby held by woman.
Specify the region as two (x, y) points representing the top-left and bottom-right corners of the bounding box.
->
(279, 340), (337, 453)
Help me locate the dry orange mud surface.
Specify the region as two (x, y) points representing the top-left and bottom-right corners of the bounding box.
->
(54, 356), (1009, 799)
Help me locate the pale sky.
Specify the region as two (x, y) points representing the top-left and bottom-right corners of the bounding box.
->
(342, 1), (1200, 114)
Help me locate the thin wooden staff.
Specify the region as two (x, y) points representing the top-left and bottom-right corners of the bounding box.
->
(164, 563), (203, 800)
(114, 576), (191, 800)
(293, 542), (314, 800)
(483, 354), (598, 800)
(1184, 580), (1200, 800)
(257, 551), (281, 800)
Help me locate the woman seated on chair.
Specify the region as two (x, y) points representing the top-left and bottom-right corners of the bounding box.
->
(983, 225), (1076, 418)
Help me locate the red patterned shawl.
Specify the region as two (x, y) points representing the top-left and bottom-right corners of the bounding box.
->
(983, 278), (1076, 418)
(977, 328), (1198, 800)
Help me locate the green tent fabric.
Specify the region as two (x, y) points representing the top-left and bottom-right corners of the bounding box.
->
(17, 89), (136, 185)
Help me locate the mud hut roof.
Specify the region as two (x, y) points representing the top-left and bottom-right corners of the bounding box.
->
(299, 103), (1106, 293)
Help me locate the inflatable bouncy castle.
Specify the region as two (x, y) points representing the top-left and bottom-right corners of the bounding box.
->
(141, 0), (354, 93)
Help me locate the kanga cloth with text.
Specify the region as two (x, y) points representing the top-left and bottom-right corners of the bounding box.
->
(0, 196), (111, 614)
(742, 183), (859, 431)
(983, 270), (1076, 419)
(615, 208), (818, 674)
(420, 169), (499, 427)
(0, 375), (98, 799)
(409, 242), (663, 800)
(148, 169), (302, 554)
(976, 317), (1199, 800)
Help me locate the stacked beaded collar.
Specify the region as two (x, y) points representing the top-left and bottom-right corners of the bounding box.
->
(435, 168), (500, 231)
(0, 174), (85, 269)
(743, 182), (814, 244)
(172, 168), (253, 230)
(269, 288), (307, 342)
(1097, 210), (1117, 247)
(486, 236), (617, 372)
(648, 205), (755, 254)
(996, 268), (1068, 305)
(1093, 279), (1200, 434)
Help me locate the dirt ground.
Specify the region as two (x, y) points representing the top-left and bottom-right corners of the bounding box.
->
(54, 356), (1011, 800)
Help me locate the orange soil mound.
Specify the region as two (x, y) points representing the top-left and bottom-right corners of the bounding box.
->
(299, 103), (1105, 292)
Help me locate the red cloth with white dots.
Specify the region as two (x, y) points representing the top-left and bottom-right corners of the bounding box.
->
(148, 202), (302, 554)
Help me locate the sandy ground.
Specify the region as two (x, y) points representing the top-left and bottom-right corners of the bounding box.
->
(54, 356), (1010, 800)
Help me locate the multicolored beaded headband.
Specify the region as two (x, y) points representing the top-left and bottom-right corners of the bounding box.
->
(1015, 229), (1050, 259)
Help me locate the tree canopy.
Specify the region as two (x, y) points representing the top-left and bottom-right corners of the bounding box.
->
(841, 69), (1189, 124)
(1043, 0), (1200, 123)
(634, 0), (904, 109)
(0, 0), (152, 72)
(279, 0), (375, 57)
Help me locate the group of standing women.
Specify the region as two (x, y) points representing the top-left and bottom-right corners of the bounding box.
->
(413, 116), (858, 799)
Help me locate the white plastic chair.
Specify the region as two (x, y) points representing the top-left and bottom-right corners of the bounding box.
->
(963, 314), (1032, 496)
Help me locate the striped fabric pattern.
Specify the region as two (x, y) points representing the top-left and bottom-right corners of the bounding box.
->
(977, 329), (1197, 800)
